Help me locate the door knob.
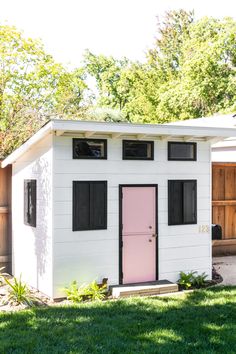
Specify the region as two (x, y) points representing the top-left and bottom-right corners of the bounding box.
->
(149, 226), (152, 229)
(152, 234), (157, 238)
(148, 239), (152, 242)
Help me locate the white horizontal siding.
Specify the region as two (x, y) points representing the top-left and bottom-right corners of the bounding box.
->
(52, 136), (212, 298)
(158, 234), (210, 248)
(54, 160), (210, 175)
(159, 257), (211, 274)
(12, 135), (53, 297)
(53, 174), (211, 188)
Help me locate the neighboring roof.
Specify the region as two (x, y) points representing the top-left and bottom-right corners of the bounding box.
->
(168, 113), (236, 128)
(168, 113), (236, 149)
(2, 118), (236, 167)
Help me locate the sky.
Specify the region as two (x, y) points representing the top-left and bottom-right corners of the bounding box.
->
(0, 0), (236, 67)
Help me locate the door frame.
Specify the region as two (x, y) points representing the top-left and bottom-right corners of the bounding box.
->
(119, 184), (158, 284)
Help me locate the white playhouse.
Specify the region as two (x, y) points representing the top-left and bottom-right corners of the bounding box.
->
(2, 119), (236, 298)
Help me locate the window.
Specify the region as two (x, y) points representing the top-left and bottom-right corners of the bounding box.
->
(168, 180), (197, 225)
(123, 140), (154, 160)
(73, 181), (107, 231)
(24, 179), (36, 227)
(168, 142), (197, 161)
(73, 138), (107, 159)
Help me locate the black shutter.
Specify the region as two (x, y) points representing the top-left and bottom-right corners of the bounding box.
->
(24, 179), (37, 227)
(90, 181), (107, 229)
(30, 180), (37, 227)
(168, 180), (183, 225)
(73, 181), (90, 231)
(73, 181), (107, 231)
(24, 180), (28, 225)
(183, 180), (197, 224)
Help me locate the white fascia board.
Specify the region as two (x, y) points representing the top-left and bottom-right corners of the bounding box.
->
(51, 119), (236, 138)
(1, 121), (53, 168)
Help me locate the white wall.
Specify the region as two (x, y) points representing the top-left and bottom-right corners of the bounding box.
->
(212, 146), (236, 162)
(53, 136), (212, 298)
(12, 134), (53, 297)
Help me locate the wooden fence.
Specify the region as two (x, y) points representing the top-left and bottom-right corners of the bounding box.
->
(212, 162), (236, 255)
(0, 163), (12, 272)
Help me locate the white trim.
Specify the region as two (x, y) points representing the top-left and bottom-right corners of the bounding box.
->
(84, 131), (95, 138)
(2, 118), (236, 167)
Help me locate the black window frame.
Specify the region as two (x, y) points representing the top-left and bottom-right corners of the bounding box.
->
(122, 140), (154, 160)
(24, 179), (36, 227)
(168, 180), (197, 226)
(73, 180), (107, 231)
(73, 138), (107, 160)
(168, 142), (197, 161)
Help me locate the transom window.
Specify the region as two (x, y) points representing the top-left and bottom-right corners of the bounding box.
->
(24, 179), (36, 227)
(168, 142), (197, 161)
(73, 138), (107, 159)
(168, 180), (197, 225)
(123, 140), (154, 160)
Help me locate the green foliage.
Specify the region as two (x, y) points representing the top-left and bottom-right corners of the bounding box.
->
(3, 275), (36, 306)
(0, 267), (6, 285)
(178, 271), (196, 289)
(64, 280), (84, 303)
(178, 271), (208, 289)
(85, 280), (107, 301)
(0, 25), (88, 158)
(88, 107), (127, 122)
(84, 11), (236, 123)
(192, 272), (208, 288)
(65, 280), (107, 303)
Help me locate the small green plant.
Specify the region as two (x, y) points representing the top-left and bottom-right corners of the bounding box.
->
(192, 272), (208, 288)
(178, 271), (196, 289)
(178, 271), (209, 290)
(84, 280), (107, 301)
(64, 280), (84, 303)
(0, 267), (6, 285)
(3, 275), (36, 306)
(65, 280), (108, 303)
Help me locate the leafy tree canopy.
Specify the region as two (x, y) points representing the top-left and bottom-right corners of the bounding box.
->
(84, 11), (236, 123)
(0, 25), (88, 157)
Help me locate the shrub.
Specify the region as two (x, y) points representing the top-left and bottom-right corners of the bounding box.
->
(3, 275), (36, 306)
(178, 271), (208, 290)
(64, 281), (84, 303)
(178, 271), (196, 290)
(65, 280), (108, 303)
(85, 280), (107, 301)
(192, 272), (208, 288)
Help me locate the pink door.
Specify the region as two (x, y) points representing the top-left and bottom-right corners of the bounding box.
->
(121, 186), (157, 284)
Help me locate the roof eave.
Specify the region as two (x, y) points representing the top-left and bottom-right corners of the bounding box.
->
(2, 119), (236, 167)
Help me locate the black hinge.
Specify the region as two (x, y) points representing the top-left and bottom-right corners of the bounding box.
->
(121, 241), (123, 247)
(121, 272), (123, 279)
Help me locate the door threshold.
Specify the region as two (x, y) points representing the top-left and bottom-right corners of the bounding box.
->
(111, 279), (173, 289)
(110, 280), (178, 298)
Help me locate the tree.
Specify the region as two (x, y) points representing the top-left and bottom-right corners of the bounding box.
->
(84, 11), (236, 123)
(0, 25), (88, 158)
(84, 50), (131, 112)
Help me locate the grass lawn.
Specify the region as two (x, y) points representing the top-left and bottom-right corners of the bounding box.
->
(1, 286), (236, 353)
